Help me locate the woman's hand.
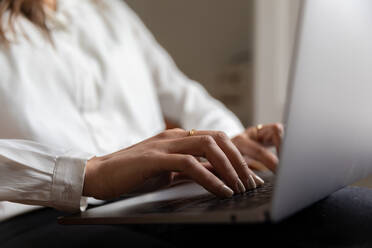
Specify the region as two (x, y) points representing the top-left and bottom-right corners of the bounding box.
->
(83, 129), (264, 200)
(232, 123), (284, 172)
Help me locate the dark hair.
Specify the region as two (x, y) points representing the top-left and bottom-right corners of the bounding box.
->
(0, 0), (50, 45)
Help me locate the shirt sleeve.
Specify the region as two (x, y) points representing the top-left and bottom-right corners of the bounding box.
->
(122, 3), (245, 138)
(0, 139), (90, 213)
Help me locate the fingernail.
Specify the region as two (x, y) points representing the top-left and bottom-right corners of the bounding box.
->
(237, 179), (246, 193)
(220, 185), (234, 198)
(249, 175), (257, 189)
(253, 174), (265, 185)
(246, 177), (254, 190)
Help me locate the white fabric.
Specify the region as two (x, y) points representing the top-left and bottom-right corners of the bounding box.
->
(0, 0), (244, 222)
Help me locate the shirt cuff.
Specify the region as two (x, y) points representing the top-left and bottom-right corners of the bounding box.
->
(51, 153), (90, 212)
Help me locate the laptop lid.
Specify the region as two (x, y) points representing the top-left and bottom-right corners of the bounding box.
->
(270, 0), (372, 222)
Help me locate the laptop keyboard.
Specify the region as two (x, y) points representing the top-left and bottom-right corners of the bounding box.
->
(135, 179), (274, 214)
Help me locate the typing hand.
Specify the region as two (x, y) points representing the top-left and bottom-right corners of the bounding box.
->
(231, 123), (284, 173)
(83, 129), (264, 200)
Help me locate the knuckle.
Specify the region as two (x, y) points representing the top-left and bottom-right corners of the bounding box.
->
(169, 128), (185, 135)
(172, 128), (184, 132)
(183, 154), (197, 164)
(256, 146), (266, 155)
(158, 128), (184, 139)
(181, 155), (198, 170)
(215, 131), (229, 141)
(234, 134), (245, 143)
(200, 135), (216, 146)
(273, 123), (283, 133)
(157, 130), (170, 139)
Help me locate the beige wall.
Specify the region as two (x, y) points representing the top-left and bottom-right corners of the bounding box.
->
(253, 0), (300, 125)
(125, 0), (255, 126)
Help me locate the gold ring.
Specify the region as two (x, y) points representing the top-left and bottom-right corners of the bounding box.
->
(188, 129), (196, 136)
(256, 124), (263, 140)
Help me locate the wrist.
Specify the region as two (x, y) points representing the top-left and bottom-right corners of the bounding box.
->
(82, 156), (101, 198)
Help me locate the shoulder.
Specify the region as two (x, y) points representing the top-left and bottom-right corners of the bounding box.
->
(86, 0), (150, 34)
(83, 0), (139, 24)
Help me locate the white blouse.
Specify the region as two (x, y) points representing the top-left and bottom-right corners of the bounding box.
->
(0, 0), (244, 222)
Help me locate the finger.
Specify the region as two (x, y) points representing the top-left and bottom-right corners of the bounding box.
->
(165, 135), (246, 194)
(202, 160), (265, 190)
(262, 124), (283, 151)
(157, 129), (264, 191)
(247, 123), (284, 147)
(200, 161), (217, 175)
(273, 133), (281, 156)
(172, 162), (216, 181)
(244, 158), (266, 186)
(153, 128), (186, 141)
(158, 154), (235, 198)
(243, 155), (268, 172)
(189, 130), (257, 190)
(236, 137), (278, 173)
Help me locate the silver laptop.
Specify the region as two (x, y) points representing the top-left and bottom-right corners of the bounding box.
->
(60, 0), (372, 224)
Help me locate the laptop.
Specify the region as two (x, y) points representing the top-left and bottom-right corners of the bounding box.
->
(59, 0), (372, 224)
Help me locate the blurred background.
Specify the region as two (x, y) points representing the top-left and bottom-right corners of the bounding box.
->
(125, 0), (372, 187)
(126, 0), (300, 127)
